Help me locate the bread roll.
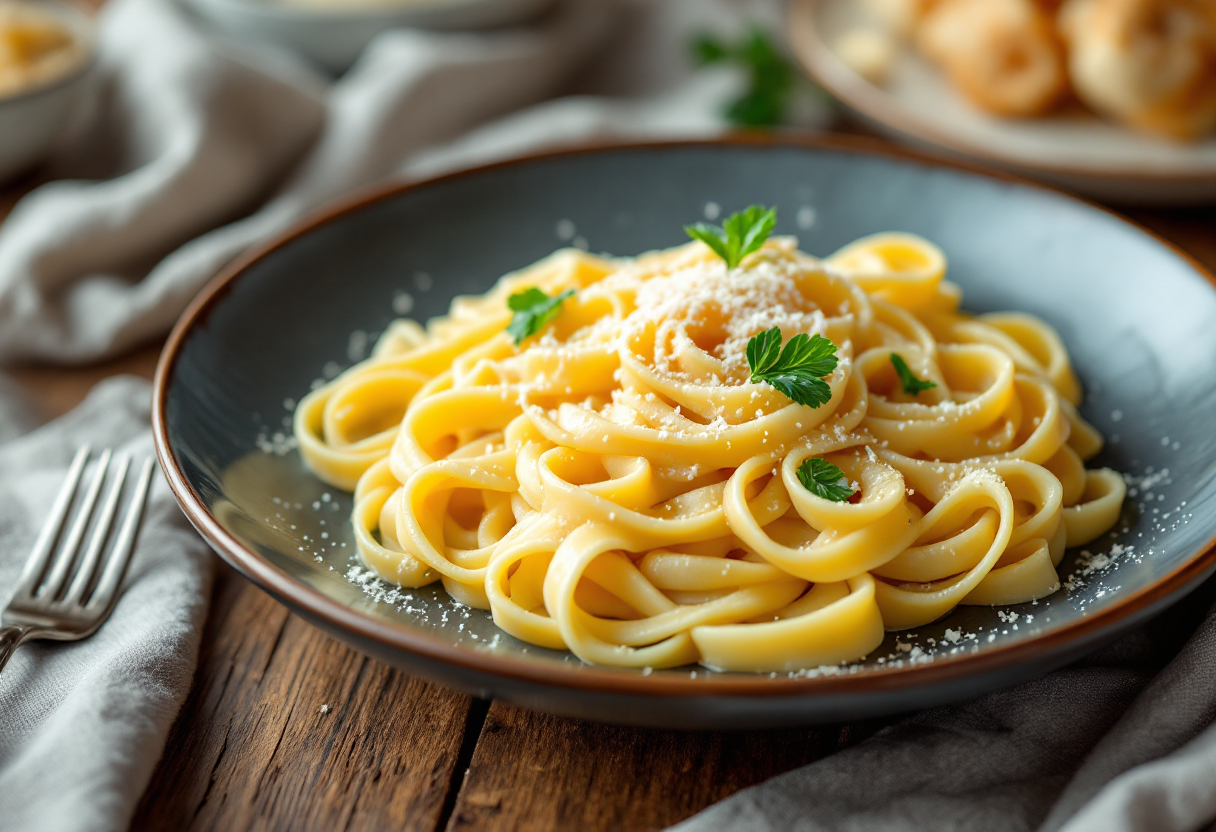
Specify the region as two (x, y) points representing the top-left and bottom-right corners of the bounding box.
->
(1060, 0), (1216, 140)
(917, 0), (1070, 117)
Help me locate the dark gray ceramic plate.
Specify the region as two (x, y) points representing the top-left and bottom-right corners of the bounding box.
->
(155, 137), (1216, 728)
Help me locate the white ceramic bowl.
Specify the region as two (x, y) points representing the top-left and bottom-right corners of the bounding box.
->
(183, 0), (557, 73)
(0, 2), (97, 185)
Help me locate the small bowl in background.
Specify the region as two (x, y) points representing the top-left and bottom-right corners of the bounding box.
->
(182, 0), (558, 73)
(0, 1), (98, 185)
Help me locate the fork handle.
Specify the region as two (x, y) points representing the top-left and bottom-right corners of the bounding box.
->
(0, 625), (32, 676)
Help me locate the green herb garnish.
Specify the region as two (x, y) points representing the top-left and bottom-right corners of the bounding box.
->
(692, 28), (795, 127)
(506, 287), (574, 345)
(746, 327), (838, 408)
(890, 353), (937, 396)
(685, 205), (777, 269)
(797, 457), (854, 503)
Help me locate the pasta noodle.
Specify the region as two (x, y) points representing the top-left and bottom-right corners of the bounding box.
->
(295, 230), (1125, 672)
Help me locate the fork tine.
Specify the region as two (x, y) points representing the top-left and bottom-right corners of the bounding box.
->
(61, 454), (130, 607)
(38, 448), (111, 600)
(16, 446), (91, 596)
(86, 457), (154, 613)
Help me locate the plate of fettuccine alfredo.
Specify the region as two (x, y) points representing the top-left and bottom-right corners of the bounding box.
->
(154, 138), (1216, 727)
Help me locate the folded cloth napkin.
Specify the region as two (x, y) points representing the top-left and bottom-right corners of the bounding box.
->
(0, 378), (213, 832)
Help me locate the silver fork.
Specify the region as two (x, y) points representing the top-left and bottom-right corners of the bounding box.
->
(0, 446), (156, 676)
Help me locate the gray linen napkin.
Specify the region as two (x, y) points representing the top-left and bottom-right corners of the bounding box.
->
(0, 378), (212, 832)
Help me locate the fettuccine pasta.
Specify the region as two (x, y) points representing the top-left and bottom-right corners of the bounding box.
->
(295, 230), (1124, 672)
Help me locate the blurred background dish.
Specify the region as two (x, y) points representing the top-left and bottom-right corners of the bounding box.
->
(789, 0), (1216, 205)
(0, 0), (96, 184)
(182, 0), (559, 73)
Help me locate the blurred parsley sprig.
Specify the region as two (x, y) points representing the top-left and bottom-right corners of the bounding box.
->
(692, 28), (796, 128)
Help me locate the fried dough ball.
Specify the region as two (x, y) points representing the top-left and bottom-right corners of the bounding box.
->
(917, 0), (1070, 117)
(1060, 0), (1216, 140)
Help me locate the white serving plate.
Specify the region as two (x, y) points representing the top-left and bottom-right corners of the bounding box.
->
(790, 0), (1216, 205)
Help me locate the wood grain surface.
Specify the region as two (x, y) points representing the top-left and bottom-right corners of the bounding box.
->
(445, 705), (891, 831)
(131, 570), (474, 832)
(4, 150), (1216, 832)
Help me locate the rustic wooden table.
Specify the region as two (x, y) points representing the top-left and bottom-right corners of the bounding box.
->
(4, 153), (1216, 832)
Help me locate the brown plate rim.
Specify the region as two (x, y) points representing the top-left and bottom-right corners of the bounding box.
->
(787, 0), (1216, 184)
(154, 133), (1216, 699)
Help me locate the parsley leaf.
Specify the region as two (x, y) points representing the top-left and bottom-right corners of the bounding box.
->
(745, 326), (782, 376)
(506, 287), (574, 345)
(797, 457), (854, 502)
(692, 34), (731, 65)
(890, 353), (937, 395)
(746, 327), (838, 408)
(692, 28), (795, 127)
(685, 205), (777, 269)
